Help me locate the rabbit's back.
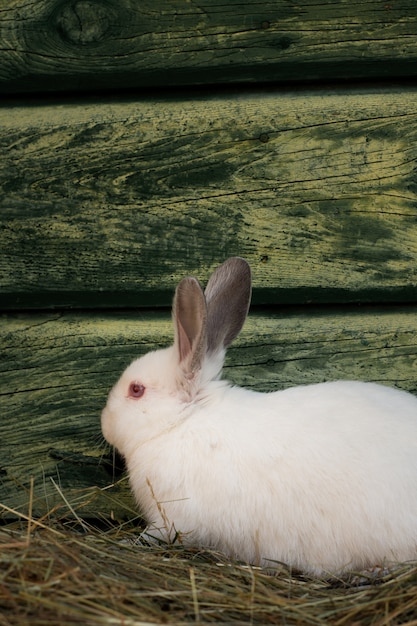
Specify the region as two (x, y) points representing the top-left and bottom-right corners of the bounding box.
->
(134, 380), (417, 574)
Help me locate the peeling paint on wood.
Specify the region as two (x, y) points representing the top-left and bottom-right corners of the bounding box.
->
(1, 0), (417, 92)
(2, 88), (417, 308)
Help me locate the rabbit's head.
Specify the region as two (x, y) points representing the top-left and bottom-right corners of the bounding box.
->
(101, 257), (252, 456)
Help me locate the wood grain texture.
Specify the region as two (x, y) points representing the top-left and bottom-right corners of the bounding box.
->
(2, 88), (417, 308)
(1, 0), (417, 93)
(2, 306), (417, 515)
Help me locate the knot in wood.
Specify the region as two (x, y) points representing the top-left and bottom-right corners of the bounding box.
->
(56, 1), (114, 45)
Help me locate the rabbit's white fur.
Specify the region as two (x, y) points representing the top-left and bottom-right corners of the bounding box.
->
(101, 258), (417, 575)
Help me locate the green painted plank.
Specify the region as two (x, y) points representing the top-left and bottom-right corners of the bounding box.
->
(1, 0), (417, 93)
(1, 306), (417, 517)
(1, 88), (417, 308)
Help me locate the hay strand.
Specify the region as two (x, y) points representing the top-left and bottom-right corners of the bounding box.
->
(1, 487), (417, 625)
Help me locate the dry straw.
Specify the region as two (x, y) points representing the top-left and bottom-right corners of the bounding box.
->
(1, 480), (417, 625)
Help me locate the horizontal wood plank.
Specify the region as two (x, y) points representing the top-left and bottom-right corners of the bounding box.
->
(2, 306), (417, 516)
(2, 88), (417, 308)
(1, 1), (417, 93)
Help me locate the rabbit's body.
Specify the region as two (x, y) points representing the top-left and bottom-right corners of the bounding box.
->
(102, 258), (417, 575)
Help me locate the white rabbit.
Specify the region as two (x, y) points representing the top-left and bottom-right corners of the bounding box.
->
(101, 257), (417, 576)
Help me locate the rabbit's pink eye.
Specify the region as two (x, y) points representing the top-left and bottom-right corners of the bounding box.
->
(129, 382), (145, 399)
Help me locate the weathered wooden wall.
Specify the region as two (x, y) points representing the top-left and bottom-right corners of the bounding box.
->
(1, 0), (417, 91)
(1, 0), (417, 519)
(2, 90), (417, 309)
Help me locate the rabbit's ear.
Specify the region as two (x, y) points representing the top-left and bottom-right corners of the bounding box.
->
(204, 257), (252, 353)
(173, 276), (208, 375)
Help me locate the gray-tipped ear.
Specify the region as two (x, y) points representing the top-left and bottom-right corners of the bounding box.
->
(204, 257), (252, 353)
(173, 276), (207, 375)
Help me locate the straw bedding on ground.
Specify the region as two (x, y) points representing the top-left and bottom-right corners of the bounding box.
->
(1, 487), (417, 625)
